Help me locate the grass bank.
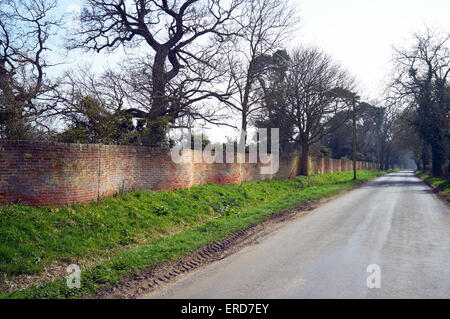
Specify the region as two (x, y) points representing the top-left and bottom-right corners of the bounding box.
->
(415, 171), (450, 201)
(1, 170), (390, 298)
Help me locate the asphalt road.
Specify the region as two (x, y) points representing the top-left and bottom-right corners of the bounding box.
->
(143, 171), (450, 299)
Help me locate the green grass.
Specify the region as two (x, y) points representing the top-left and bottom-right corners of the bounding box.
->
(0, 170), (390, 299)
(415, 171), (450, 200)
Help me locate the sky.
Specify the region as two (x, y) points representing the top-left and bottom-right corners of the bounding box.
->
(295, 0), (450, 101)
(53, 0), (450, 143)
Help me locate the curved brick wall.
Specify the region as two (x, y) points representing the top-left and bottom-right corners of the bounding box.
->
(0, 140), (377, 206)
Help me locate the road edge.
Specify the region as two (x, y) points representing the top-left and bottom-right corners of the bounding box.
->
(414, 171), (450, 205)
(99, 171), (391, 299)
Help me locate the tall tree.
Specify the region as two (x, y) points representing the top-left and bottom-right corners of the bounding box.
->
(224, 0), (297, 137)
(67, 0), (243, 141)
(0, 0), (61, 139)
(253, 50), (294, 154)
(389, 28), (450, 176)
(282, 47), (355, 175)
(104, 54), (235, 132)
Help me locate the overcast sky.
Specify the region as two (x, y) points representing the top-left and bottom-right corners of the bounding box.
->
(295, 0), (450, 101)
(57, 0), (450, 143)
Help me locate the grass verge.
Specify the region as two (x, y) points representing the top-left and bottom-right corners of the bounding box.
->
(1, 170), (390, 299)
(415, 171), (450, 201)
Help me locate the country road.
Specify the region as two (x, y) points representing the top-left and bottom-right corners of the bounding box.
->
(142, 171), (450, 299)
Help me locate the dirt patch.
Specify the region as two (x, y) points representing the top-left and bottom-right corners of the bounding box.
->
(0, 244), (138, 295)
(0, 260), (68, 295)
(0, 220), (214, 295)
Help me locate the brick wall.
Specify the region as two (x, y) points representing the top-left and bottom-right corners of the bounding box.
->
(0, 140), (377, 206)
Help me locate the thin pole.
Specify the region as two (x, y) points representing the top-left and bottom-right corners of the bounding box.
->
(352, 97), (357, 180)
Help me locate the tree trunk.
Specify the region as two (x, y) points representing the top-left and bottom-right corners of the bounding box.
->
(151, 50), (169, 119)
(0, 61), (28, 139)
(378, 143), (385, 170)
(415, 160), (422, 171)
(240, 64), (253, 146)
(383, 146), (391, 170)
(136, 49), (172, 146)
(431, 138), (444, 177)
(421, 143), (431, 173)
(239, 112), (247, 147)
(376, 139), (380, 171)
(300, 142), (309, 176)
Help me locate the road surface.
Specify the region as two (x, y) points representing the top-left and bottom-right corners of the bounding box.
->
(142, 171), (450, 299)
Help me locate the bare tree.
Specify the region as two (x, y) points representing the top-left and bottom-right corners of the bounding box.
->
(224, 0), (298, 138)
(283, 47), (355, 175)
(388, 27), (450, 176)
(54, 55), (235, 146)
(67, 0), (244, 139)
(0, 0), (62, 139)
(52, 65), (131, 144)
(108, 53), (236, 129)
